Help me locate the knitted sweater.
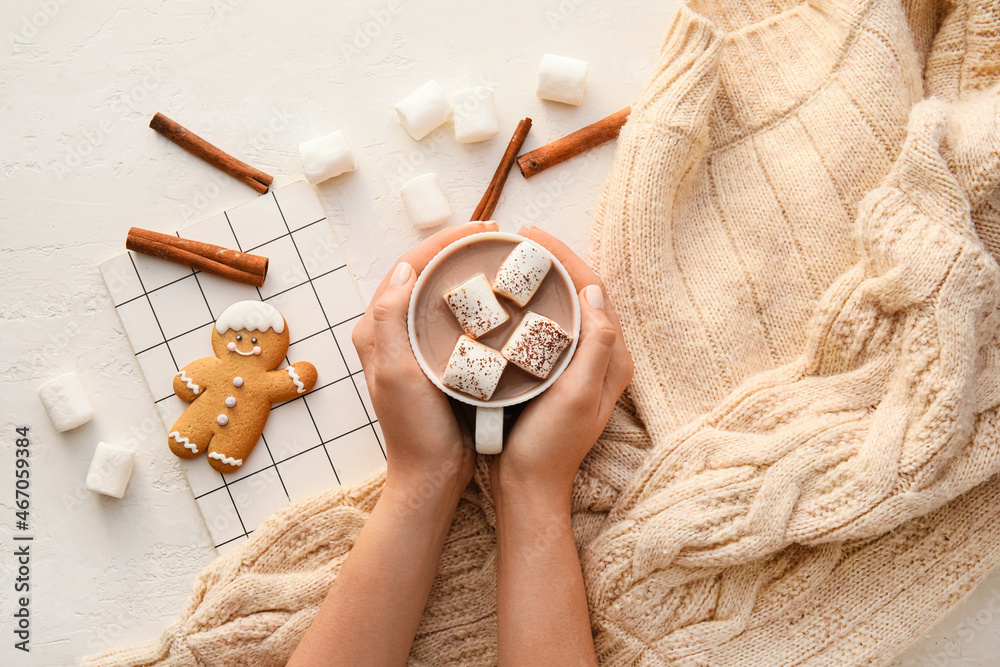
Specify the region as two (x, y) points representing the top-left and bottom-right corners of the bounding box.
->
(86, 0), (1000, 665)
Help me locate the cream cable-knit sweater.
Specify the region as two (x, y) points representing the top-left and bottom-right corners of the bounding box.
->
(86, 0), (1000, 665)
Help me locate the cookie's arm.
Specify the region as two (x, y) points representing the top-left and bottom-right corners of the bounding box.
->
(266, 362), (318, 402)
(173, 357), (218, 403)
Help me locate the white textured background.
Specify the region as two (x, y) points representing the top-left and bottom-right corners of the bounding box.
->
(0, 0), (997, 664)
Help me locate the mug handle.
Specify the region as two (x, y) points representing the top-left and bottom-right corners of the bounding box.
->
(475, 406), (504, 454)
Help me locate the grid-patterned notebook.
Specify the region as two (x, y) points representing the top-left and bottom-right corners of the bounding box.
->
(100, 180), (386, 553)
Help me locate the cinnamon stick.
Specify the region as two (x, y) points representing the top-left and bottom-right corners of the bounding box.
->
(517, 106), (631, 179)
(472, 117), (533, 221)
(126, 227), (269, 287)
(149, 112), (274, 194)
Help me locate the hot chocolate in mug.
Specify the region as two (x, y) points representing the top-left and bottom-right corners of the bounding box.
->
(407, 231), (581, 453)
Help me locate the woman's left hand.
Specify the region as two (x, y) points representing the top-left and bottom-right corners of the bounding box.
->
(352, 222), (498, 497)
(490, 225), (634, 504)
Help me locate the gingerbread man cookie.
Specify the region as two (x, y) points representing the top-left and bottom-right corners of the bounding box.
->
(168, 300), (317, 473)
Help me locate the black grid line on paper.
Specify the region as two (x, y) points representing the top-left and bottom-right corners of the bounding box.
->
(111, 217), (335, 309)
(128, 253), (179, 373)
(272, 190), (386, 460)
(129, 265), (347, 358)
(103, 182), (385, 550)
(189, 421), (378, 500)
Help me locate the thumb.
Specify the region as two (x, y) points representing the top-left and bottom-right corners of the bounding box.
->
(553, 285), (616, 394)
(372, 261), (416, 365)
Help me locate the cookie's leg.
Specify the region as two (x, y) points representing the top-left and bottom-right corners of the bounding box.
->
(206, 431), (258, 473)
(167, 411), (214, 459)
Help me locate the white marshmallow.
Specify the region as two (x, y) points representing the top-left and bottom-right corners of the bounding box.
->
(444, 274), (509, 338)
(400, 173), (453, 229)
(37, 372), (94, 432)
(501, 312), (573, 379)
(442, 335), (507, 401)
(394, 80), (452, 140)
(452, 87), (500, 143)
(86, 442), (135, 499)
(492, 242), (552, 307)
(536, 54), (589, 105)
(299, 130), (357, 185)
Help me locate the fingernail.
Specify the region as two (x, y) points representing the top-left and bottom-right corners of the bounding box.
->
(390, 261), (412, 287)
(584, 284), (605, 310)
(519, 224), (534, 236)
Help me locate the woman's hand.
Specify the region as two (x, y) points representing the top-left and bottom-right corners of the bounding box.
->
(289, 223), (500, 667)
(491, 226), (632, 667)
(352, 222), (498, 498)
(492, 225), (634, 505)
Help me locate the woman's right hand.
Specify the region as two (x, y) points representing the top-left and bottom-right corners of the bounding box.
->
(491, 225), (634, 505)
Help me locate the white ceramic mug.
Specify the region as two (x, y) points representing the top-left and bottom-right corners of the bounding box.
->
(406, 231), (581, 454)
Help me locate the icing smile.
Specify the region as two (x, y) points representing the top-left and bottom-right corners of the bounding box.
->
(228, 342), (262, 356)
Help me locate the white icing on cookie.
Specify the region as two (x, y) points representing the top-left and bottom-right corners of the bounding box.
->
(170, 431), (199, 454)
(176, 370), (200, 395)
(287, 366), (305, 393)
(208, 451), (242, 467)
(217, 414), (228, 426)
(233, 376), (244, 387)
(225, 396), (236, 407)
(215, 300), (285, 334)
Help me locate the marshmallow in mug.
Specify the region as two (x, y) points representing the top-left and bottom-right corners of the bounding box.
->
(444, 273), (510, 338)
(442, 335), (508, 401)
(492, 241), (552, 307)
(37, 371), (95, 432)
(299, 130), (357, 185)
(86, 441), (136, 498)
(452, 87), (500, 143)
(394, 80), (452, 140)
(501, 311), (573, 379)
(536, 54), (589, 106)
(400, 173), (453, 229)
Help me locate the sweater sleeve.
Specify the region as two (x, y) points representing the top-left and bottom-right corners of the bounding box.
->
(80, 476), (384, 667)
(582, 87), (1000, 659)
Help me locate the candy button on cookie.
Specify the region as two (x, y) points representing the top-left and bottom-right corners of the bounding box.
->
(233, 376), (244, 387)
(217, 414), (228, 426)
(225, 396), (236, 407)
